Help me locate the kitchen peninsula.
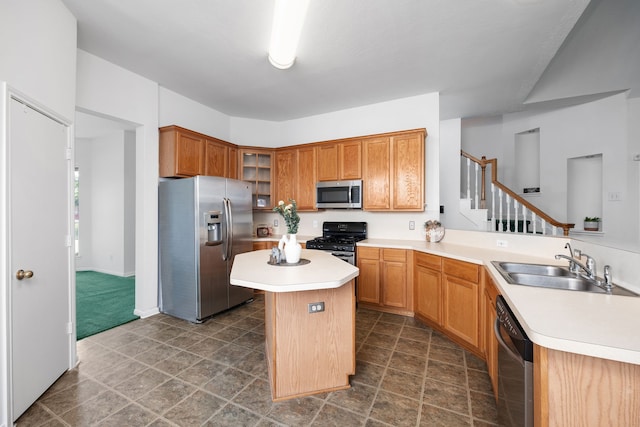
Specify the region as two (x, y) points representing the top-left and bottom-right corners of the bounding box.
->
(230, 249), (359, 401)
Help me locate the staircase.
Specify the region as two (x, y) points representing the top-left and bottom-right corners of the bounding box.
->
(460, 150), (574, 236)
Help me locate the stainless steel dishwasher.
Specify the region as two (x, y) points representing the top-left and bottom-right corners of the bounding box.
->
(494, 295), (534, 427)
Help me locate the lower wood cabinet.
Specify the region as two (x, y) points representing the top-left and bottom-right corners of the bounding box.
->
(252, 240), (304, 251)
(483, 268), (499, 401)
(413, 252), (482, 356)
(357, 247), (412, 315)
(414, 252), (442, 324)
(253, 241), (271, 251)
(443, 258), (480, 350)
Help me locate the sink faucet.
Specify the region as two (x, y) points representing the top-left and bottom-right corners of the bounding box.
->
(564, 242), (574, 258)
(558, 243), (580, 273)
(555, 253), (596, 279)
(603, 265), (613, 291)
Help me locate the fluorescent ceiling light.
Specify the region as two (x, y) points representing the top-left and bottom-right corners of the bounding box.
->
(268, 0), (310, 69)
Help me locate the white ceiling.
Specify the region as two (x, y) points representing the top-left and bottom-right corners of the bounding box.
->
(62, 0), (599, 123)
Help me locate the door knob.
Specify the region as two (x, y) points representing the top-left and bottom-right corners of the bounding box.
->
(16, 269), (34, 280)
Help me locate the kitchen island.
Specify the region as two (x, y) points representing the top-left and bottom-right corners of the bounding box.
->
(230, 249), (359, 401)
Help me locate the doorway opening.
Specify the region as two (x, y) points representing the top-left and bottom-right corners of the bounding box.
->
(74, 110), (138, 339)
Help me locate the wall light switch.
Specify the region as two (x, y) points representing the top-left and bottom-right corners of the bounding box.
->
(608, 191), (622, 201)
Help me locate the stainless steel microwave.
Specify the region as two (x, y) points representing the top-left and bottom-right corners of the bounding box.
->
(316, 180), (362, 209)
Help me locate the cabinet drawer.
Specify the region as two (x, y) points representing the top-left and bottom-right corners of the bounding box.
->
(443, 258), (480, 283)
(382, 248), (406, 262)
(415, 252), (441, 270)
(358, 246), (380, 260)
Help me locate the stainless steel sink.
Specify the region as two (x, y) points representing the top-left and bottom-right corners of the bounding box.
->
(491, 261), (639, 297)
(497, 262), (574, 277)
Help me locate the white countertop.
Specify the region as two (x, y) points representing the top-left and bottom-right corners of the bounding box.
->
(231, 249), (359, 293)
(359, 238), (640, 365)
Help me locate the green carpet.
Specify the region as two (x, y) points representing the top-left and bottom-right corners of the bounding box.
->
(76, 271), (139, 340)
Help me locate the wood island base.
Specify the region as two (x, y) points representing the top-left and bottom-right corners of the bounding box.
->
(264, 280), (356, 401)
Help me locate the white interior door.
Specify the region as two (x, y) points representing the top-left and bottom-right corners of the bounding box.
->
(10, 97), (71, 420)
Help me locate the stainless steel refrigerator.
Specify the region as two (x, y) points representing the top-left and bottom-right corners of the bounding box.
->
(159, 176), (254, 322)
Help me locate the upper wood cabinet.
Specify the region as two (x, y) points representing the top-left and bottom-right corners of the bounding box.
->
(203, 138), (227, 177)
(392, 131), (424, 210)
(159, 125), (237, 179)
(317, 144), (339, 181)
(274, 149), (296, 207)
(274, 146), (317, 211)
(228, 146), (238, 179)
(341, 140), (362, 180)
(296, 146), (317, 210)
(159, 126), (424, 212)
(362, 136), (391, 209)
(159, 126), (203, 177)
(240, 148), (274, 210)
(317, 140), (362, 181)
(362, 129), (425, 211)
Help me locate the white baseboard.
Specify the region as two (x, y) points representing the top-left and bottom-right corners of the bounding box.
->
(134, 307), (160, 319)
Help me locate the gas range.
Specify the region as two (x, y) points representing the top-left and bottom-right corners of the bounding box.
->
(305, 236), (362, 252)
(306, 222), (367, 264)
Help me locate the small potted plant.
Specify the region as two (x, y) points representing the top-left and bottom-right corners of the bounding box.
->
(583, 217), (601, 231)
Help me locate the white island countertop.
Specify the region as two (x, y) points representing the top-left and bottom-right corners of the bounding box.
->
(231, 249), (359, 293)
(359, 238), (640, 365)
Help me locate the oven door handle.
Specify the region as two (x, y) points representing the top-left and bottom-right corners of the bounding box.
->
(494, 317), (525, 364)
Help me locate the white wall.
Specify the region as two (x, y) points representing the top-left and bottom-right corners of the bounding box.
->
(91, 132), (126, 274)
(439, 118), (472, 230)
(628, 97), (640, 245)
(159, 88), (231, 140)
(75, 130), (135, 276)
(124, 131), (136, 276)
(75, 49), (159, 318)
(0, 1), (77, 121)
(461, 93), (638, 250)
(0, 1), (77, 424)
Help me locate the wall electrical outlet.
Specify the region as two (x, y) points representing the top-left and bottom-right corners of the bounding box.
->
(313, 220), (318, 228)
(308, 302), (325, 313)
(496, 239), (508, 248)
(274, 219), (279, 227)
(409, 221), (415, 230)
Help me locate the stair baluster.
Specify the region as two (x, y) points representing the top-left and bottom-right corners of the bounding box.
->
(460, 150), (574, 236)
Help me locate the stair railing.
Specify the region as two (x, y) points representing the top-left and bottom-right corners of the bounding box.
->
(460, 150), (574, 236)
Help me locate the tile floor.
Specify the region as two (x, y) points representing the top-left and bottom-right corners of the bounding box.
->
(17, 294), (502, 426)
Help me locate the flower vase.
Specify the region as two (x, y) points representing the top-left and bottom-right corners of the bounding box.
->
(283, 234), (302, 264)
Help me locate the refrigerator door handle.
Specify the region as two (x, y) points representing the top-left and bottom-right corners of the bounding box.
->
(222, 198), (232, 260)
